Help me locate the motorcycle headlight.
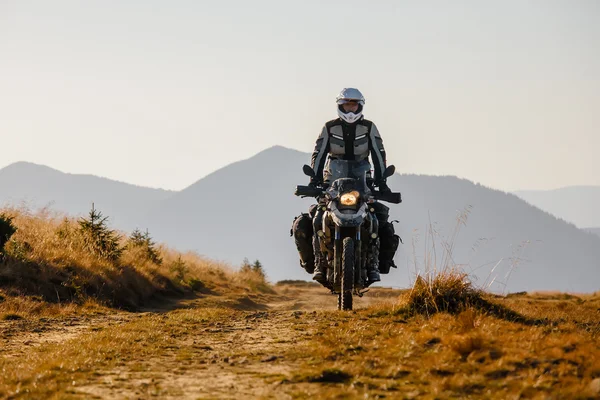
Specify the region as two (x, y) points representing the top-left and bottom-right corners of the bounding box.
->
(340, 191), (360, 206)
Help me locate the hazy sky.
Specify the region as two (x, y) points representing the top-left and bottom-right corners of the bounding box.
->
(1, 1), (598, 191)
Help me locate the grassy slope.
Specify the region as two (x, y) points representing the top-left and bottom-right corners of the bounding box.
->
(0, 207), (271, 318)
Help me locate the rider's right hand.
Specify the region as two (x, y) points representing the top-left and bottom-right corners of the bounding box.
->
(378, 181), (392, 193)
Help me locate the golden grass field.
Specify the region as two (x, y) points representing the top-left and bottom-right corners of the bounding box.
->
(1, 209), (599, 399)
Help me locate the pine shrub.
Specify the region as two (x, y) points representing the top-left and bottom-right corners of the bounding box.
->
(252, 259), (266, 280)
(169, 255), (188, 282)
(127, 228), (162, 265)
(78, 204), (122, 261)
(240, 257), (253, 273)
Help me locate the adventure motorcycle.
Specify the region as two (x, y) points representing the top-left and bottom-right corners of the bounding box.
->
(295, 159), (401, 310)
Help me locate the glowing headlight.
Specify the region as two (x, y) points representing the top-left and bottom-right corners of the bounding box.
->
(340, 191), (360, 206)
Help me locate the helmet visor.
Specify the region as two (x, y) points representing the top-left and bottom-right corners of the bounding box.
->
(336, 98), (365, 105)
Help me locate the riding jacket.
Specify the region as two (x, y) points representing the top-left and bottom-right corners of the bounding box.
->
(310, 117), (387, 183)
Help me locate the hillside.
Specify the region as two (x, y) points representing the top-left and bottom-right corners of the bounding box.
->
(0, 162), (174, 230)
(514, 186), (600, 228)
(0, 208), (271, 311)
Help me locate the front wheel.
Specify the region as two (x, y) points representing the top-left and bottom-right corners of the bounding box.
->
(338, 237), (354, 311)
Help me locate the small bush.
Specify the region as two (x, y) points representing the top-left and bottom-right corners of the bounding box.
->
(239, 257), (273, 294)
(127, 228), (162, 265)
(240, 257), (253, 273)
(78, 204), (122, 261)
(240, 258), (265, 277)
(169, 255), (188, 282)
(402, 268), (542, 325)
(405, 268), (480, 316)
(4, 240), (32, 260)
(188, 278), (206, 291)
(252, 259), (266, 279)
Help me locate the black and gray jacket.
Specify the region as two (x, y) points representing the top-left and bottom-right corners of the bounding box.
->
(310, 117), (387, 183)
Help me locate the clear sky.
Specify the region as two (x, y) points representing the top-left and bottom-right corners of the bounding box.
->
(1, 1), (598, 191)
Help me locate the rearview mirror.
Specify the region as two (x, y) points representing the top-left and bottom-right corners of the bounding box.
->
(383, 165), (396, 179)
(303, 165), (316, 178)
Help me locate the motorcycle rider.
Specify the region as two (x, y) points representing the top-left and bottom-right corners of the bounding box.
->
(292, 88), (400, 283)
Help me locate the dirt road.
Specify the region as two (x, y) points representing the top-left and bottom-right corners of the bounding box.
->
(1, 284), (402, 399)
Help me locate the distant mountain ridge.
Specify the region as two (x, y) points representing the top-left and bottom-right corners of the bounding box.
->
(2, 148), (599, 293)
(586, 228), (600, 238)
(0, 161), (174, 230)
(514, 186), (600, 228)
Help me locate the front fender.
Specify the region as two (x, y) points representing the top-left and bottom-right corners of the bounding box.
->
(327, 202), (368, 227)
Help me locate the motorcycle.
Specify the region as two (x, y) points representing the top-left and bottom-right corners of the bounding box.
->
(295, 159), (401, 310)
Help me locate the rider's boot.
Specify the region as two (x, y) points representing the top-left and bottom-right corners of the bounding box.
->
(367, 238), (381, 284)
(312, 261), (325, 282)
(312, 236), (326, 282)
(368, 263), (381, 284)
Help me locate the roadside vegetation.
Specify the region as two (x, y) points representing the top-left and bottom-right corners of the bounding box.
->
(0, 206), (270, 319)
(277, 279), (600, 399)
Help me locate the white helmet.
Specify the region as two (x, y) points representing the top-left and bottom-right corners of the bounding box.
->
(336, 88), (365, 124)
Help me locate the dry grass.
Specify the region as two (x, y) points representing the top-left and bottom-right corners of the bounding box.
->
(404, 267), (477, 315)
(0, 307), (237, 398)
(0, 294), (106, 320)
(399, 209), (552, 326)
(279, 290), (600, 399)
(0, 207), (270, 315)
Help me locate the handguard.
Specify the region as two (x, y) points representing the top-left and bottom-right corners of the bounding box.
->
(373, 190), (402, 204)
(295, 185), (325, 198)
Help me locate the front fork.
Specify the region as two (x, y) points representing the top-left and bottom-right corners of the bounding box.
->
(332, 226), (342, 288)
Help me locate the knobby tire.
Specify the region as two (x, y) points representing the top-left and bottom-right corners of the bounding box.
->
(338, 237), (354, 311)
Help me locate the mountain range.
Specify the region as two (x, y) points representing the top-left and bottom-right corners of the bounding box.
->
(514, 186), (600, 229)
(0, 161), (173, 230)
(1, 147), (599, 293)
(586, 228), (600, 238)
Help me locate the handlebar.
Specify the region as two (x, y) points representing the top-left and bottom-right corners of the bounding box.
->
(296, 185), (402, 204)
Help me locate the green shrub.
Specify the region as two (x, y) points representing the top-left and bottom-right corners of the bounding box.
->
(127, 228), (162, 265)
(240, 257), (253, 273)
(169, 255), (188, 282)
(240, 258), (265, 277)
(252, 259), (266, 280)
(78, 204), (122, 261)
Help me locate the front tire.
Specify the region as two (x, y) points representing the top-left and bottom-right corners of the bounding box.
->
(338, 237), (354, 311)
